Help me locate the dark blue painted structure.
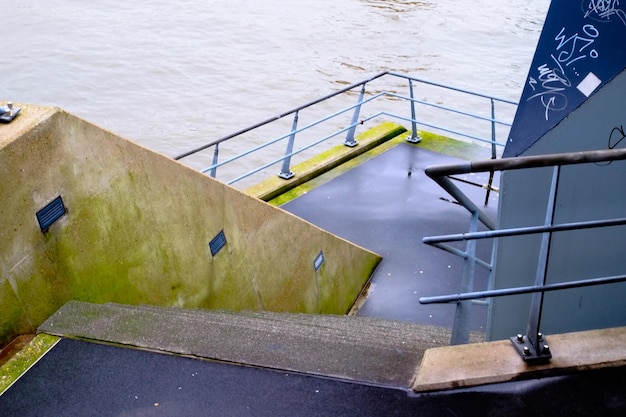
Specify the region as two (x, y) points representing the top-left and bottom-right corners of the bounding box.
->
(504, 0), (626, 157)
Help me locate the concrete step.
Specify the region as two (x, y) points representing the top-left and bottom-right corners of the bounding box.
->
(39, 301), (482, 388)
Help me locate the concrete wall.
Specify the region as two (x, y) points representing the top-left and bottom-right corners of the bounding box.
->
(488, 70), (626, 340)
(0, 105), (380, 346)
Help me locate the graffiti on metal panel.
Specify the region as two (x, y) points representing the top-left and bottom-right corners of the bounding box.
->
(583, 0), (626, 25)
(595, 124), (626, 165)
(526, 24), (600, 121)
(608, 125), (626, 149)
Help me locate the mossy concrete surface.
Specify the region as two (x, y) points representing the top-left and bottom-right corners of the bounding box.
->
(0, 333), (59, 395)
(265, 128), (493, 207)
(0, 105), (380, 347)
(246, 121), (407, 202)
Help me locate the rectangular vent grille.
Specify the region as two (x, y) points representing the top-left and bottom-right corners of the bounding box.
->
(314, 251), (325, 271)
(36, 196), (66, 232)
(209, 230), (227, 256)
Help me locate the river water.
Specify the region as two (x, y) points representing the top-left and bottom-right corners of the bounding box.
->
(2, 0), (549, 167)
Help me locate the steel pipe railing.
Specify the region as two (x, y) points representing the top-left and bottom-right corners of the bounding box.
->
(422, 147), (626, 361)
(174, 71), (517, 185)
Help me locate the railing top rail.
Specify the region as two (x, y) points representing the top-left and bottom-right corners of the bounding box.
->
(173, 72), (389, 160)
(425, 147), (626, 179)
(419, 274), (626, 305)
(386, 71), (518, 105)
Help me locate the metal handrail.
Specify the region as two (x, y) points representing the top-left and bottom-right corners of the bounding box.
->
(421, 147), (626, 361)
(173, 71), (517, 186)
(419, 273), (626, 304)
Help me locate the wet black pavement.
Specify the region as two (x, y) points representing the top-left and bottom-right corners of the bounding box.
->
(282, 143), (497, 331)
(2, 338), (625, 416)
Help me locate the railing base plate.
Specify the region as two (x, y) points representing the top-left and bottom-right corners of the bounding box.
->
(278, 171), (295, 180)
(510, 334), (552, 364)
(406, 134), (422, 144)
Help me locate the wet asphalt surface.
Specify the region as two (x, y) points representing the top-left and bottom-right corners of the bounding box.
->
(282, 144), (498, 330)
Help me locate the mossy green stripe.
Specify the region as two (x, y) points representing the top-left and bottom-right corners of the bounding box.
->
(0, 334), (60, 395)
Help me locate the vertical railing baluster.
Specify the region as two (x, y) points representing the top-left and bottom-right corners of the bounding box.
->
(510, 165), (559, 363)
(450, 210), (479, 345)
(344, 84), (365, 147)
(406, 78), (421, 143)
(210, 143), (219, 178)
(484, 99), (497, 205)
(278, 111), (299, 179)
(490, 98), (497, 160)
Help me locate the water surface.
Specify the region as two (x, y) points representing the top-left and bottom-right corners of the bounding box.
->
(2, 0), (549, 159)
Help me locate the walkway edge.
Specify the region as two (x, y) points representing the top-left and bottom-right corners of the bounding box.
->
(38, 301), (461, 388)
(0, 334), (60, 395)
(413, 326), (626, 392)
(246, 121), (407, 201)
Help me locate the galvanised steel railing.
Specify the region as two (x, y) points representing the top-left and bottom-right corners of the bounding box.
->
(174, 71), (517, 187)
(420, 147), (626, 363)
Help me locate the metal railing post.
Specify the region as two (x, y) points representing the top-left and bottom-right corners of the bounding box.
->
(278, 111), (299, 179)
(406, 78), (422, 143)
(510, 165), (560, 363)
(344, 84), (365, 147)
(489, 99), (497, 161)
(484, 99), (497, 205)
(210, 143), (219, 178)
(450, 210), (479, 345)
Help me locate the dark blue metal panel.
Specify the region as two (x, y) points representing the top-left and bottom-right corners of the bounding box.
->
(504, 0), (626, 157)
(36, 196), (66, 232)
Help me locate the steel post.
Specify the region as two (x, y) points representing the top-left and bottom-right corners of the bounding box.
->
(510, 165), (560, 363)
(406, 79), (421, 143)
(484, 99), (497, 205)
(450, 211), (479, 345)
(278, 112), (299, 179)
(344, 85), (365, 147)
(210, 143), (219, 178)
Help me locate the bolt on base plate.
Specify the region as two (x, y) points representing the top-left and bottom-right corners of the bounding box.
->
(510, 333), (552, 364)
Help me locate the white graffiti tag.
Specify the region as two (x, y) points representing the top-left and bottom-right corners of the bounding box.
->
(584, 0), (626, 26)
(526, 24), (599, 120)
(528, 61), (570, 120)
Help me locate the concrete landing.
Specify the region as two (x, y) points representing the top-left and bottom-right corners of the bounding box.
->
(38, 301), (472, 388)
(281, 142), (497, 329)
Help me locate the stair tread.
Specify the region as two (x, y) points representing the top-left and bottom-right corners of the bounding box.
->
(39, 301), (481, 387)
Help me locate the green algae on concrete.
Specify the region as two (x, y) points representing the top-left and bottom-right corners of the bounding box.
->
(0, 334), (59, 395)
(246, 121), (407, 202)
(0, 105), (380, 346)
(266, 128), (493, 207)
(416, 130), (493, 161)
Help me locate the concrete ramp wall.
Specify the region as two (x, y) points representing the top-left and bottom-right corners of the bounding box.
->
(0, 105), (380, 346)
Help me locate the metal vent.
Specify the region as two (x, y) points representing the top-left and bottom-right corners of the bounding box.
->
(209, 230), (227, 256)
(36, 196), (66, 232)
(314, 251), (325, 271)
